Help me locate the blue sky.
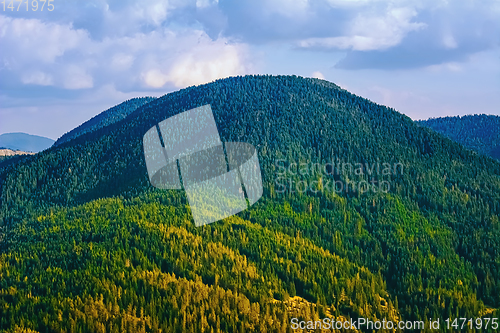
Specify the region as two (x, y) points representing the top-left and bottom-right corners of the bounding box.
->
(1, 0), (499, 140)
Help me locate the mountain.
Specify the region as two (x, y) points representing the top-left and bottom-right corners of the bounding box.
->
(54, 97), (156, 146)
(0, 75), (499, 332)
(418, 114), (500, 160)
(0, 132), (54, 152)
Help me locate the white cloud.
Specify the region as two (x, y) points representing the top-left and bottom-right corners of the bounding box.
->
(196, 0), (219, 9)
(264, 0), (309, 17)
(142, 69), (169, 88)
(0, 15), (96, 90)
(326, 0), (371, 6)
(442, 33), (457, 49)
(312, 71), (325, 79)
(298, 7), (426, 51)
(98, 0), (213, 38)
(21, 71), (54, 86)
(426, 61), (462, 72)
(140, 0), (170, 26)
(0, 15), (89, 64)
(111, 53), (135, 71)
(63, 65), (94, 90)
(111, 30), (250, 89)
(165, 37), (248, 88)
(0, 13), (251, 92)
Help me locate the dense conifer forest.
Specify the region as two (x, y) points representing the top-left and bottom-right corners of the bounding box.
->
(0, 75), (499, 332)
(418, 115), (500, 161)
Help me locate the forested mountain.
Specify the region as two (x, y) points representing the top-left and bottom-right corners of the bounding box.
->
(0, 133), (54, 153)
(418, 115), (500, 161)
(0, 75), (499, 332)
(54, 97), (156, 146)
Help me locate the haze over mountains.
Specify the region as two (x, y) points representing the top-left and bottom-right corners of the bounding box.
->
(0, 132), (54, 153)
(0, 75), (498, 332)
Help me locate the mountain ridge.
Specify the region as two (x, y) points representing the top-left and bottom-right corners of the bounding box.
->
(54, 96), (156, 146)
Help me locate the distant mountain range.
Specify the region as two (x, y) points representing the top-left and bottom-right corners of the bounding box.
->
(0, 132), (54, 152)
(418, 114), (500, 160)
(54, 97), (156, 146)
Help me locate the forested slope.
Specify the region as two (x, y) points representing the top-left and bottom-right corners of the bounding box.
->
(0, 75), (499, 332)
(54, 97), (156, 146)
(418, 115), (500, 161)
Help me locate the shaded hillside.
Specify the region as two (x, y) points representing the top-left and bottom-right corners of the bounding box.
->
(0, 75), (499, 332)
(54, 97), (156, 146)
(0, 132), (54, 152)
(418, 114), (500, 160)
